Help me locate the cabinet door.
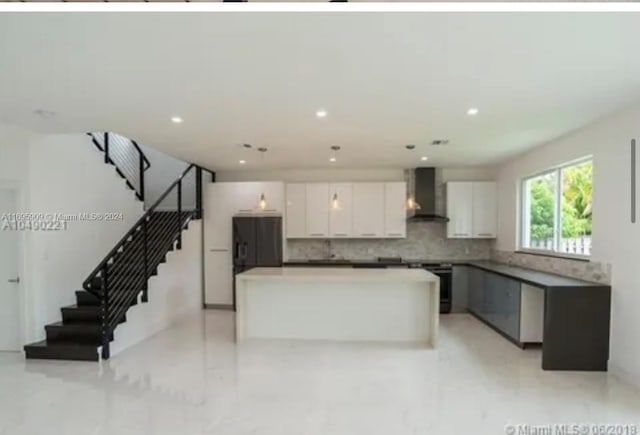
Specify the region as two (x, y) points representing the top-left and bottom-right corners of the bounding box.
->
(234, 182), (262, 214)
(472, 182), (497, 238)
(504, 280), (521, 340)
(329, 183), (353, 238)
(352, 183), (385, 238)
(452, 266), (469, 313)
(305, 183), (330, 238)
(446, 182), (474, 238)
(285, 184), (306, 238)
(204, 183), (235, 250)
(258, 182), (285, 213)
(468, 267), (485, 314)
(204, 251), (233, 305)
(384, 182), (407, 238)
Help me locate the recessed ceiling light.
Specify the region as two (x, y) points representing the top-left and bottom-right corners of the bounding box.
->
(171, 116), (183, 124)
(239, 160), (246, 165)
(467, 107), (479, 116)
(421, 156), (428, 161)
(316, 109), (328, 118)
(329, 157), (337, 163)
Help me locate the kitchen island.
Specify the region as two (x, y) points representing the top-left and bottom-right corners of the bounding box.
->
(235, 267), (440, 346)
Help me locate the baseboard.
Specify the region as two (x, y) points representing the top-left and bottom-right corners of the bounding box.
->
(609, 361), (640, 390)
(204, 303), (234, 311)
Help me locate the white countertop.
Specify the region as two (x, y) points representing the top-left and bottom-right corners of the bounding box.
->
(236, 267), (438, 283)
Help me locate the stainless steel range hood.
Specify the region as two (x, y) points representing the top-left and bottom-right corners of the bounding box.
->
(407, 167), (449, 222)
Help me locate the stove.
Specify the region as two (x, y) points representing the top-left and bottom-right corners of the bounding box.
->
(408, 261), (453, 314)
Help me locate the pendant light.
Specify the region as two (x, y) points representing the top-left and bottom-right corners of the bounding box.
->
(329, 146), (342, 209)
(331, 192), (341, 210)
(257, 147), (268, 210)
(405, 145), (422, 210)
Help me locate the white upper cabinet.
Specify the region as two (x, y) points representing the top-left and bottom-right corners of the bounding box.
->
(305, 183), (330, 238)
(446, 182), (474, 238)
(285, 181), (408, 239)
(447, 181), (497, 239)
(234, 182), (284, 214)
(285, 183), (306, 238)
(472, 182), (498, 238)
(384, 182), (407, 238)
(352, 183), (385, 238)
(329, 183), (353, 238)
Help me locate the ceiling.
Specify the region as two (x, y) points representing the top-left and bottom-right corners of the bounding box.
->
(1, 12), (640, 171)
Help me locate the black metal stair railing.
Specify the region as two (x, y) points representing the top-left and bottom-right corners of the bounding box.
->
(82, 164), (203, 359)
(88, 132), (151, 202)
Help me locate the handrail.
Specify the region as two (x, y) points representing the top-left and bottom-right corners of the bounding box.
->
(131, 140), (151, 170)
(82, 164), (196, 291)
(86, 132), (151, 202)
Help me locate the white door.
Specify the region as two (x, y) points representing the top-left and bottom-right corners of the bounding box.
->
(446, 182), (474, 238)
(384, 182), (407, 238)
(305, 183), (329, 238)
(286, 183), (307, 238)
(329, 183), (353, 238)
(352, 183), (385, 237)
(472, 182), (497, 238)
(0, 189), (20, 351)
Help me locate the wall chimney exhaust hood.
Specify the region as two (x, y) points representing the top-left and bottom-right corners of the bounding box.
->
(407, 167), (449, 222)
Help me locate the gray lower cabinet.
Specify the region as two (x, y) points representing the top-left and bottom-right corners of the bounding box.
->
(468, 267), (522, 343)
(451, 266), (469, 313)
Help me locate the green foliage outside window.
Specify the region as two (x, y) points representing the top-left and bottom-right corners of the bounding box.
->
(528, 161), (592, 240)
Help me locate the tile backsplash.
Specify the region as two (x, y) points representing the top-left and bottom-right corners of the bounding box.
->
(491, 249), (611, 284)
(286, 221), (493, 261)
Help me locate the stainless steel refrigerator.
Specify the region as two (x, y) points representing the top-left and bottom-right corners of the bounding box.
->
(232, 216), (283, 309)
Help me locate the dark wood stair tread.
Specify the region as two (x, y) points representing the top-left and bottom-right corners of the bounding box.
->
(24, 340), (99, 361)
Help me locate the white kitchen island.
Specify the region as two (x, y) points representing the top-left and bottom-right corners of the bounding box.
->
(235, 267), (440, 347)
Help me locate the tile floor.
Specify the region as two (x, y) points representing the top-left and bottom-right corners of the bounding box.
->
(1, 311), (638, 435)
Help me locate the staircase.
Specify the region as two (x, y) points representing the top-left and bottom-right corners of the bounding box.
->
(24, 133), (204, 361)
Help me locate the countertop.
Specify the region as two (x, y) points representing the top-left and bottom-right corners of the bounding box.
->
(285, 259), (607, 288)
(236, 267), (439, 283)
(466, 261), (608, 289)
(285, 259), (465, 266)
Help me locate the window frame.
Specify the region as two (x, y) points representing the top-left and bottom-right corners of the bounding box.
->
(519, 156), (593, 259)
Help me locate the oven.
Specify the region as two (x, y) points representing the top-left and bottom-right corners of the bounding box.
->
(410, 263), (452, 314)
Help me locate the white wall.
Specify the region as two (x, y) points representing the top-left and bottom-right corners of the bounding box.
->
(494, 104), (640, 387)
(25, 134), (144, 343)
(110, 220), (203, 357)
(139, 143), (191, 209)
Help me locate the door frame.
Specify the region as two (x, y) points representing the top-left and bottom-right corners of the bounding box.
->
(0, 182), (26, 351)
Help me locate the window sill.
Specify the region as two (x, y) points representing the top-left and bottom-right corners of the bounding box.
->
(515, 249), (590, 262)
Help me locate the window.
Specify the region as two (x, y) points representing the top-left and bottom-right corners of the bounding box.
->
(521, 158), (593, 257)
